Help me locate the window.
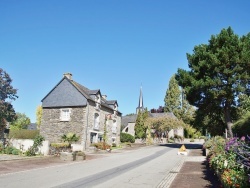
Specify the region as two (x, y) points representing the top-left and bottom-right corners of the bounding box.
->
(94, 113), (100, 130)
(112, 120), (117, 133)
(60, 108), (71, 121)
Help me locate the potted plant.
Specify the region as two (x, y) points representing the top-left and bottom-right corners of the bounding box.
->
(74, 151), (86, 160)
(61, 132), (80, 151)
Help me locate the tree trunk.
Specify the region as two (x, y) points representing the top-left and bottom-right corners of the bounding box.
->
(224, 105), (233, 138)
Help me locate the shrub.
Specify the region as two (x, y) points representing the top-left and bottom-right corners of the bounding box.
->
(4, 146), (15, 154)
(9, 129), (39, 139)
(25, 135), (45, 156)
(233, 112), (250, 137)
(61, 132), (79, 147)
(92, 142), (111, 150)
(0, 143), (4, 153)
(120, 133), (135, 143)
(50, 143), (70, 148)
(12, 149), (20, 155)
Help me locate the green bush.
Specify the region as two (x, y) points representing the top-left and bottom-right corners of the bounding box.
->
(0, 143), (4, 153)
(50, 143), (70, 148)
(12, 149), (20, 155)
(4, 146), (15, 154)
(120, 133), (135, 143)
(233, 112), (250, 137)
(25, 135), (45, 156)
(190, 138), (195, 142)
(9, 129), (39, 139)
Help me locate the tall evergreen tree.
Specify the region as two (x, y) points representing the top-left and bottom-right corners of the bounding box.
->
(135, 109), (148, 139)
(164, 74), (181, 119)
(176, 27), (250, 137)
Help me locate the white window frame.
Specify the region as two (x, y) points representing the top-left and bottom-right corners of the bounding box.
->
(112, 120), (117, 133)
(94, 113), (100, 130)
(60, 108), (71, 121)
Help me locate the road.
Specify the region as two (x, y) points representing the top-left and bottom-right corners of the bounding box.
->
(0, 145), (185, 188)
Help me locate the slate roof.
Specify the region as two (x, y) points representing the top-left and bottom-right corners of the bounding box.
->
(121, 114), (137, 126)
(42, 75), (120, 113)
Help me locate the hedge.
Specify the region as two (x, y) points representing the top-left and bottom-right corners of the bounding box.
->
(9, 129), (40, 139)
(120, 132), (135, 143)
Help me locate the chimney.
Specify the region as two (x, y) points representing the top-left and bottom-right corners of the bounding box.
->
(63, 73), (72, 80)
(102, 95), (107, 100)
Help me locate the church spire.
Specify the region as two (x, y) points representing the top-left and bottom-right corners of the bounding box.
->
(136, 85), (144, 114)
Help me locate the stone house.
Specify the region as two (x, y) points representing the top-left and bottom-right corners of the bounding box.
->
(40, 73), (121, 151)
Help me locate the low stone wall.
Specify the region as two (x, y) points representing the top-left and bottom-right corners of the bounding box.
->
(10, 139), (50, 155)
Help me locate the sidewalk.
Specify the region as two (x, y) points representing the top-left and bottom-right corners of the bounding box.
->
(161, 143), (221, 188)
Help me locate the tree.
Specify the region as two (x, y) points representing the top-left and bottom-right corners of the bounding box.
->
(146, 115), (184, 132)
(164, 75), (196, 124)
(36, 105), (43, 129)
(237, 94), (250, 117)
(176, 27), (250, 137)
(10, 112), (31, 130)
(0, 68), (18, 137)
(134, 109), (148, 139)
(164, 74), (181, 119)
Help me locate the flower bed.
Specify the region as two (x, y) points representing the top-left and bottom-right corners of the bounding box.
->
(205, 136), (250, 187)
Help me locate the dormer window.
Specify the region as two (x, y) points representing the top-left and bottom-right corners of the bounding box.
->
(60, 108), (71, 121)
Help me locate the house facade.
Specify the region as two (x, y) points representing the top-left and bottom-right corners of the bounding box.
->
(40, 73), (121, 151)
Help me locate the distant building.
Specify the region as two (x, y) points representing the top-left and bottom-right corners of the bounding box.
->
(121, 86), (183, 139)
(27, 123), (37, 130)
(40, 73), (122, 150)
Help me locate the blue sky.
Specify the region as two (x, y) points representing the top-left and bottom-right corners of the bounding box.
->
(1, 1), (250, 122)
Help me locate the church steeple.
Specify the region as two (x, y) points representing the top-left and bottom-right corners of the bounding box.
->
(136, 86), (144, 114)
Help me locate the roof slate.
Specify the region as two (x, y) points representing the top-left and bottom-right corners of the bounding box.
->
(42, 75), (119, 112)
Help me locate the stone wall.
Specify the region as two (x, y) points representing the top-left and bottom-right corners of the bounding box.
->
(41, 102), (121, 150)
(40, 107), (86, 144)
(85, 101), (121, 147)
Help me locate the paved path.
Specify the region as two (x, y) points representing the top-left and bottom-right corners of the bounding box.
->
(0, 145), (183, 187)
(0, 141), (219, 187)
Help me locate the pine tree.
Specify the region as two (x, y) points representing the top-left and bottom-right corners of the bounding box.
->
(135, 110), (148, 139)
(164, 74), (181, 119)
(176, 27), (250, 137)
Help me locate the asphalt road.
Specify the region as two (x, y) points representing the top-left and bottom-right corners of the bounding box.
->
(0, 145), (185, 188)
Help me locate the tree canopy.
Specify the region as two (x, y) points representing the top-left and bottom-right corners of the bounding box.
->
(0, 68), (18, 136)
(176, 27), (250, 137)
(10, 112), (31, 130)
(164, 74), (196, 125)
(164, 74), (181, 118)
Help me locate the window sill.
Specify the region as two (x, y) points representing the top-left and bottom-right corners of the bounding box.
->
(60, 119), (70, 122)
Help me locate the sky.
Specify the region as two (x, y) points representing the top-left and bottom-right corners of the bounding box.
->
(1, 1), (250, 123)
